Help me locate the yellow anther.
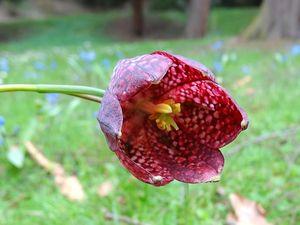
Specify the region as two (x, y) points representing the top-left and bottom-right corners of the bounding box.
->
(162, 99), (181, 113)
(154, 103), (173, 114)
(172, 103), (181, 114)
(138, 99), (181, 132)
(138, 102), (172, 114)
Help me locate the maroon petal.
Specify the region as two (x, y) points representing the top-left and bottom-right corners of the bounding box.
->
(115, 127), (174, 186)
(97, 91), (123, 151)
(109, 54), (172, 102)
(167, 146), (224, 183)
(175, 54), (215, 81)
(99, 96), (173, 186)
(161, 80), (248, 149)
(149, 51), (216, 96)
(146, 126), (224, 183)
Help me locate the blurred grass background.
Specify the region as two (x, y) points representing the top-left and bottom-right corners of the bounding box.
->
(0, 5), (300, 225)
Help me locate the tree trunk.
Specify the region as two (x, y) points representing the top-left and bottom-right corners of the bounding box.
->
(185, 0), (211, 38)
(132, 0), (144, 37)
(242, 0), (300, 39)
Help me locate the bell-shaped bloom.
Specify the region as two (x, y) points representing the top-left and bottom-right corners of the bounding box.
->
(98, 51), (248, 186)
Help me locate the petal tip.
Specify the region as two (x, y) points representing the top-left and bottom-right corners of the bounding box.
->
(149, 175), (174, 186)
(208, 174), (221, 182)
(241, 119), (249, 130)
(117, 131), (122, 138)
(150, 175), (163, 184)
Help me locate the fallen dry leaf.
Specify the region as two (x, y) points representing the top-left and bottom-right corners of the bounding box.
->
(246, 87), (256, 96)
(234, 76), (252, 88)
(25, 141), (85, 201)
(98, 180), (113, 197)
(55, 175), (85, 201)
(227, 193), (273, 225)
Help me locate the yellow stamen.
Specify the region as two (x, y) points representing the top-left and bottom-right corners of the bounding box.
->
(163, 100), (181, 113)
(138, 99), (181, 132)
(155, 103), (173, 114)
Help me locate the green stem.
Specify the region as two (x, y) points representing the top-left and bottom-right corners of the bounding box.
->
(0, 84), (105, 100)
(68, 94), (102, 103)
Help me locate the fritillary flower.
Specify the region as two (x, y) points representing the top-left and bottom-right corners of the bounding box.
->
(98, 51), (248, 186)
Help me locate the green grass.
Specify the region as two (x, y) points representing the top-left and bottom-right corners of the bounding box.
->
(1, 7), (299, 225)
(0, 13), (113, 51)
(0, 7), (257, 51)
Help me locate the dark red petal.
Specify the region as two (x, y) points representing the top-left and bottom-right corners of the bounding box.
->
(97, 91), (123, 151)
(174, 54), (215, 81)
(99, 97), (173, 186)
(116, 127), (174, 186)
(149, 51), (215, 96)
(161, 80), (248, 149)
(167, 147), (224, 183)
(146, 126), (224, 183)
(109, 54), (172, 102)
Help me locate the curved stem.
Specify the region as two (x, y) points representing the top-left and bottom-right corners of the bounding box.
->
(68, 94), (102, 103)
(0, 84), (105, 100)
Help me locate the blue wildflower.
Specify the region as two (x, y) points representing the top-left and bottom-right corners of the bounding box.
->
(290, 44), (300, 56)
(24, 71), (39, 79)
(115, 50), (125, 59)
(46, 93), (59, 105)
(241, 65), (251, 74)
(50, 61), (58, 70)
(213, 61), (223, 73)
(0, 116), (5, 127)
(211, 41), (223, 50)
(80, 51), (96, 63)
(92, 111), (98, 118)
(34, 62), (45, 71)
(274, 53), (288, 63)
(0, 58), (9, 73)
(101, 58), (111, 70)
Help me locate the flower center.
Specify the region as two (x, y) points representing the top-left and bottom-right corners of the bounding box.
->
(138, 99), (181, 132)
